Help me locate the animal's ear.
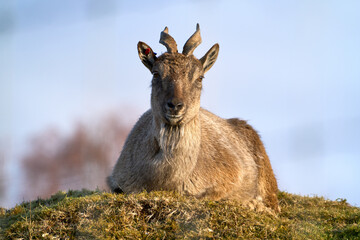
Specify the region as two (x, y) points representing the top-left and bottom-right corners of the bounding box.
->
(137, 41), (157, 71)
(200, 43), (219, 73)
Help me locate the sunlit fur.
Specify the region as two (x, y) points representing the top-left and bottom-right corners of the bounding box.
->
(107, 25), (279, 212)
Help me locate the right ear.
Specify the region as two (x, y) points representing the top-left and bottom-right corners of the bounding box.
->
(137, 41), (157, 71)
(200, 43), (219, 73)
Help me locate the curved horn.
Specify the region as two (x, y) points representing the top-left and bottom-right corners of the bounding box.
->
(159, 27), (178, 53)
(182, 23), (202, 56)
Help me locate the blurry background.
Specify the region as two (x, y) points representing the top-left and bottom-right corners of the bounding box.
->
(1, 0), (359, 208)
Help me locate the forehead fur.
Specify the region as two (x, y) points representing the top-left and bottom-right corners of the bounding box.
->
(154, 53), (203, 73)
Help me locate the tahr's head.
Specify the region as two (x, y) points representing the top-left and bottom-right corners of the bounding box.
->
(137, 24), (219, 126)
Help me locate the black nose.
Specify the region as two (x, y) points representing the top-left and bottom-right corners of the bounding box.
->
(166, 99), (184, 112)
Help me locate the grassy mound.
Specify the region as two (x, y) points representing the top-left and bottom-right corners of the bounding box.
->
(1, 190), (359, 239)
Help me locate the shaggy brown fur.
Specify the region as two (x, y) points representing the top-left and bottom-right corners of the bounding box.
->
(227, 119), (279, 211)
(107, 25), (279, 212)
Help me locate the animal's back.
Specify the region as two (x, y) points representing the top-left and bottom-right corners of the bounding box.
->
(226, 117), (279, 211)
(185, 108), (278, 211)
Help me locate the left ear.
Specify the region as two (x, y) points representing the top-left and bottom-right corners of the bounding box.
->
(137, 41), (157, 71)
(200, 43), (219, 73)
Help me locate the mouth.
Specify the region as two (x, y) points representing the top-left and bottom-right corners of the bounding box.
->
(165, 114), (183, 124)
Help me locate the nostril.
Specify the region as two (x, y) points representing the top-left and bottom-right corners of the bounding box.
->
(166, 100), (184, 111)
(176, 102), (184, 110)
(167, 101), (175, 109)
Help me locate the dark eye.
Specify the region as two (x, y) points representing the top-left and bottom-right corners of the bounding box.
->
(195, 76), (204, 88)
(151, 71), (161, 86)
(152, 71), (160, 78)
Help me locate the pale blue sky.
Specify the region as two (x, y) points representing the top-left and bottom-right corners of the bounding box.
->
(1, 0), (360, 207)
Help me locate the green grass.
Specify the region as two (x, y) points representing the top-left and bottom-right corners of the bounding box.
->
(1, 190), (359, 239)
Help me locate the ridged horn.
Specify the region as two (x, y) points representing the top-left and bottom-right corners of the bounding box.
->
(159, 27), (178, 53)
(182, 23), (202, 56)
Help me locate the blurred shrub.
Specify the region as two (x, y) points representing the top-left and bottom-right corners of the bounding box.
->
(22, 112), (132, 201)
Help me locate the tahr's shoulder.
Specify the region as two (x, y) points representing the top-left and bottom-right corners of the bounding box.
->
(126, 109), (153, 140)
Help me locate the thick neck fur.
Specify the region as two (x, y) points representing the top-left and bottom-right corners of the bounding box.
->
(151, 115), (201, 187)
(159, 123), (183, 157)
